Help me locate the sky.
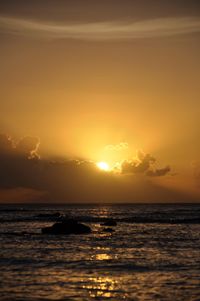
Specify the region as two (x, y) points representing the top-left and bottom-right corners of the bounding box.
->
(0, 0), (200, 203)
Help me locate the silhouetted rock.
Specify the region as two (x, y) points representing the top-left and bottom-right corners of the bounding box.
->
(37, 212), (61, 218)
(101, 219), (117, 226)
(102, 227), (115, 233)
(41, 219), (91, 235)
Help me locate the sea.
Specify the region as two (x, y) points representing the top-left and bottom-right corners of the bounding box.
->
(0, 203), (200, 301)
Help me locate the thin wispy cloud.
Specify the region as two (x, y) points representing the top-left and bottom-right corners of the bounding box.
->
(0, 16), (200, 40)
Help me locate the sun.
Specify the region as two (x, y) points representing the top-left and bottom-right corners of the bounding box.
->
(96, 161), (110, 171)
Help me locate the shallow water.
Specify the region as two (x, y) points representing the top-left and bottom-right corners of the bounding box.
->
(0, 204), (200, 300)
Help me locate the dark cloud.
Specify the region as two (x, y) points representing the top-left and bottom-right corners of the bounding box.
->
(0, 133), (174, 202)
(146, 166), (171, 177)
(16, 136), (40, 158)
(121, 151), (170, 177)
(0, 134), (39, 157)
(0, 133), (107, 201)
(0, 134), (13, 153)
(121, 152), (156, 174)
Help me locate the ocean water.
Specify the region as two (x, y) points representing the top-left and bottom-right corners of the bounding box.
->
(0, 204), (200, 301)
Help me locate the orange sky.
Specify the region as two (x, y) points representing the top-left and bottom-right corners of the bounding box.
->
(0, 0), (200, 203)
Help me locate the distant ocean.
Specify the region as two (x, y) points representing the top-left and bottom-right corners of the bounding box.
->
(0, 203), (200, 301)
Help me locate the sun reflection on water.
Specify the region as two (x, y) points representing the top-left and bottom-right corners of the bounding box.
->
(82, 276), (119, 299)
(95, 253), (111, 261)
(83, 245), (123, 298)
(90, 246), (118, 261)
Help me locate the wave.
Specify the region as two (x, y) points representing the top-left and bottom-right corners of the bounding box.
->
(0, 256), (194, 273)
(0, 215), (200, 224)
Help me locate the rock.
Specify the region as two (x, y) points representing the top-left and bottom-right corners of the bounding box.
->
(41, 219), (91, 235)
(101, 219), (117, 227)
(102, 227), (114, 233)
(37, 212), (61, 218)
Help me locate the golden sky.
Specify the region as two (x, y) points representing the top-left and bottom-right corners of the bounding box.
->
(0, 0), (200, 203)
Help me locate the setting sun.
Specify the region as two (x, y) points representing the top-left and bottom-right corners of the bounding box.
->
(96, 162), (110, 171)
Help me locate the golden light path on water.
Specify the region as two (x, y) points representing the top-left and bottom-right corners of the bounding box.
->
(1, 205), (200, 300)
(82, 276), (118, 299)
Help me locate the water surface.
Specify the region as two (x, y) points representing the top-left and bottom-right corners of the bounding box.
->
(0, 204), (200, 300)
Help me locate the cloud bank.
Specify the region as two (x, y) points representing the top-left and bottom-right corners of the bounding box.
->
(0, 16), (200, 40)
(0, 133), (174, 202)
(121, 151), (170, 176)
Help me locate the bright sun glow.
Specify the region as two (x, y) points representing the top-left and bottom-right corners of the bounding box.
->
(96, 161), (110, 171)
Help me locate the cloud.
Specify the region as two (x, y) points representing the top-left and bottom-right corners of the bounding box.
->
(0, 134), (13, 153)
(0, 133), (103, 201)
(121, 152), (156, 174)
(121, 150), (170, 177)
(16, 136), (40, 159)
(146, 166), (171, 177)
(0, 133), (174, 202)
(0, 16), (200, 40)
(0, 134), (40, 158)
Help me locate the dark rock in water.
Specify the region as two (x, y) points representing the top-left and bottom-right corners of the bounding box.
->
(41, 219), (91, 235)
(37, 212), (61, 218)
(102, 219), (117, 226)
(102, 227), (115, 233)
